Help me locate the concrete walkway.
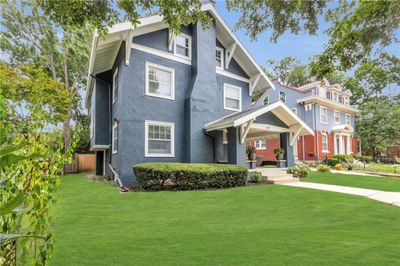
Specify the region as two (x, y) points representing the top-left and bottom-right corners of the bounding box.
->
(284, 182), (400, 207)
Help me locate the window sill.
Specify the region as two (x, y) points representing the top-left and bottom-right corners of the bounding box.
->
(322, 150), (330, 153)
(224, 106), (241, 112)
(145, 93), (175, 101)
(145, 153), (174, 158)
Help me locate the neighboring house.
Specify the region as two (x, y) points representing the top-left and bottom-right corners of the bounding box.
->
(252, 78), (360, 163)
(86, 2), (314, 186)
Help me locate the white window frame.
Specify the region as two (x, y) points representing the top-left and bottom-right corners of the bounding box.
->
(345, 113), (351, 124)
(112, 122), (118, 154)
(255, 139), (266, 150)
(291, 108), (297, 115)
(216, 46), (224, 70)
(113, 67), (118, 103)
(145, 120), (175, 157)
(320, 106), (328, 124)
(332, 91), (339, 102)
(145, 62), (175, 100)
(174, 33), (192, 60)
(223, 83), (242, 112)
(279, 91), (286, 103)
(322, 133), (329, 153)
(263, 96), (269, 106)
(334, 110), (340, 124)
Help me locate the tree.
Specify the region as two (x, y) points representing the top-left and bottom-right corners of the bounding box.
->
(37, 0), (212, 34)
(225, 0), (400, 77)
(265, 57), (312, 87)
(356, 96), (400, 159)
(0, 0), (91, 154)
(75, 114), (92, 154)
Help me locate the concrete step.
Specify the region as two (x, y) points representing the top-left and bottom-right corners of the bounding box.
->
(265, 177), (299, 184)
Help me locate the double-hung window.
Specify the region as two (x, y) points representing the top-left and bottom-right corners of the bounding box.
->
(255, 140), (266, 149)
(216, 47), (224, 69)
(175, 33), (191, 59)
(334, 111), (340, 124)
(145, 121), (174, 157)
(263, 96), (269, 106)
(113, 67), (118, 103)
(224, 84), (242, 111)
(345, 114), (351, 124)
(322, 133), (329, 152)
(279, 91), (286, 103)
(332, 92), (339, 102)
(145, 62), (175, 100)
(320, 106), (328, 124)
(112, 122), (118, 154)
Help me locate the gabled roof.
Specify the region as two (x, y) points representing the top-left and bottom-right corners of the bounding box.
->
(85, 3), (274, 108)
(204, 101), (314, 136)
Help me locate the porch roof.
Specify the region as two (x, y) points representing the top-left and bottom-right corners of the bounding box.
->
(204, 101), (314, 137)
(332, 124), (354, 133)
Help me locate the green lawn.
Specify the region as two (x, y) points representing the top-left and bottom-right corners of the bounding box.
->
(303, 171), (400, 192)
(51, 173), (400, 265)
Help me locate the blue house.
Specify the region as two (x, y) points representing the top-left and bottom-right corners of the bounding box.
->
(86, 2), (313, 187)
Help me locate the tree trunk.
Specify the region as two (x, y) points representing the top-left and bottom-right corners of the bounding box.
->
(62, 46), (71, 155)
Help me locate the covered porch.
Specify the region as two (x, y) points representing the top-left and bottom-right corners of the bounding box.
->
(204, 101), (314, 168)
(332, 124), (354, 155)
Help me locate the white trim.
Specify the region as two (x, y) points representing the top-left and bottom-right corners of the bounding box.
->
(90, 145), (110, 151)
(216, 68), (249, 83)
(249, 74), (261, 96)
(345, 113), (351, 125)
(225, 43), (236, 69)
(279, 91), (286, 103)
(334, 110), (340, 124)
(145, 62), (175, 100)
(112, 67), (118, 104)
(296, 95), (359, 114)
(291, 108), (297, 115)
(321, 132), (329, 153)
(174, 32), (192, 60)
(320, 106), (328, 124)
(132, 43), (191, 65)
(145, 120), (175, 157)
(255, 139), (266, 150)
(216, 46), (224, 70)
(223, 83), (242, 112)
(112, 122), (118, 154)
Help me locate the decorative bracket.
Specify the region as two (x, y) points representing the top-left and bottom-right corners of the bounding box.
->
(289, 126), (303, 146)
(125, 30), (134, 65)
(168, 31), (175, 52)
(240, 119), (254, 144)
(249, 74), (261, 96)
(225, 43), (237, 69)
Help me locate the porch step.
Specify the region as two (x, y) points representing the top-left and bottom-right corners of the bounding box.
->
(265, 176), (300, 184)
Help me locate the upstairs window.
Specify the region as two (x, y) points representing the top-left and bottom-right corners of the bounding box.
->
(322, 133), (329, 152)
(112, 122), (118, 154)
(279, 91), (286, 103)
(343, 96), (350, 105)
(345, 114), (351, 124)
(332, 92), (339, 102)
(334, 111), (340, 124)
(255, 140), (266, 149)
(320, 106), (328, 124)
(145, 121), (174, 157)
(263, 96), (269, 106)
(113, 67), (118, 103)
(175, 33), (191, 59)
(145, 62), (175, 100)
(224, 84), (242, 111)
(216, 47), (224, 69)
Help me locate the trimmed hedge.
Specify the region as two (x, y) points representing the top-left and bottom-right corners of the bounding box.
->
(133, 163), (248, 191)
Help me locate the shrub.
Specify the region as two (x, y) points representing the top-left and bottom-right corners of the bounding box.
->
(248, 171), (263, 183)
(133, 163), (248, 191)
(359, 155), (372, 163)
(327, 157), (339, 167)
(335, 164), (342, 170)
(317, 164), (331, 172)
(287, 164), (310, 178)
(332, 154), (354, 163)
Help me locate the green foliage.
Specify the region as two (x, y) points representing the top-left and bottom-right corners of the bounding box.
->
(37, 0), (212, 35)
(287, 164), (310, 178)
(133, 163), (248, 191)
(326, 157), (339, 167)
(332, 154), (353, 163)
(74, 114), (92, 154)
(248, 172), (263, 183)
(352, 163), (400, 175)
(356, 97), (400, 158)
(273, 148), (284, 156)
(226, 0), (327, 42)
(0, 67), (79, 263)
(265, 57), (312, 87)
(316, 164), (331, 173)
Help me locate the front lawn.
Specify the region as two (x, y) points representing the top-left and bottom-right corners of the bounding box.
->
(51, 174), (400, 265)
(304, 171), (400, 192)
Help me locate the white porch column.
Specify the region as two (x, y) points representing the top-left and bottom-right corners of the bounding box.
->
(333, 133), (337, 155)
(339, 134), (344, 155)
(346, 136), (351, 155)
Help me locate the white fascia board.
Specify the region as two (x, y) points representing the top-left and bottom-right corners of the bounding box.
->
(85, 32), (99, 108)
(297, 96), (359, 114)
(202, 4), (275, 92)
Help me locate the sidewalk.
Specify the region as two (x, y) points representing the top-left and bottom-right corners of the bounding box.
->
(284, 182), (400, 207)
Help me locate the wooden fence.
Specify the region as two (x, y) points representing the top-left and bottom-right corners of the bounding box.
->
(65, 153), (96, 173)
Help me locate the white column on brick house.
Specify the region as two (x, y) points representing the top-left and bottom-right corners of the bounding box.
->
(346, 135), (351, 155)
(339, 135), (344, 155)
